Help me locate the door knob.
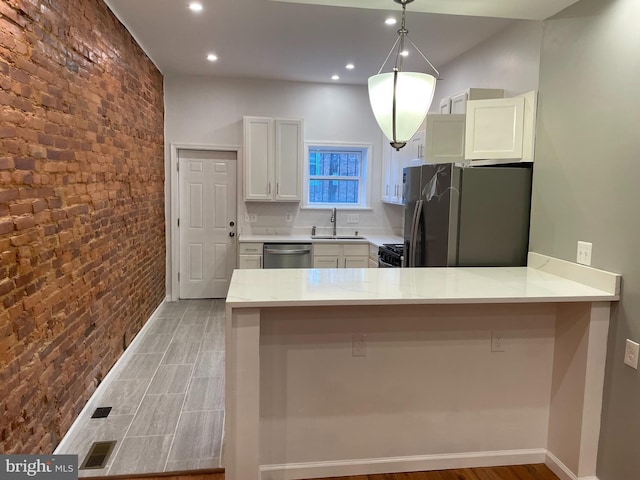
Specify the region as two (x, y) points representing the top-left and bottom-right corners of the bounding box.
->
(229, 232), (235, 237)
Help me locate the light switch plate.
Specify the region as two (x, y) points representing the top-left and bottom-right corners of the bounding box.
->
(624, 339), (639, 369)
(347, 214), (360, 224)
(577, 241), (592, 266)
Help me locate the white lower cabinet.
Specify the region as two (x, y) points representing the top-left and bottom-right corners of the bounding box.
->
(238, 242), (263, 269)
(313, 243), (369, 268)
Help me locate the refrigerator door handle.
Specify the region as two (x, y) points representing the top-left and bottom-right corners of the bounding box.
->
(410, 199), (423, 267)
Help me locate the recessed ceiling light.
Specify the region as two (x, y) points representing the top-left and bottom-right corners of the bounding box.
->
(400, 50), (409, 57)
(331, 75), (340, 81)
(189, 2), (203, 12)
(385, 18), (397, 25)
(345, 63), (355, 70)
(207, 53), (218, 62)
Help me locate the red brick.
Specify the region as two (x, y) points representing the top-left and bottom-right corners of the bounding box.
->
(14, 158), (35, 170)
(0, 158), (14, 170)
(0, 126), (16, 139)
(0, 189), (19, 203)
(9, 202), (31, 216)
(14, 215), (35, 230)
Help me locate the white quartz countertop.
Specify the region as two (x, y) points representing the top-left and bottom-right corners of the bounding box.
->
(238, 234), (403, 247)
(226, 265), (619, 308)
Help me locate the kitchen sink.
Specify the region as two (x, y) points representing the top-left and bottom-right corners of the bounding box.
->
(311, 235), (365, 240)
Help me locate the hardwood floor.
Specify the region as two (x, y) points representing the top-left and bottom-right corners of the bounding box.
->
(89, 464), (559, 480)
(315, 464), (560, 480)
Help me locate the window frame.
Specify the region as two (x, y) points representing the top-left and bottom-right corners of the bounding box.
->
(302, 142), (372, 209)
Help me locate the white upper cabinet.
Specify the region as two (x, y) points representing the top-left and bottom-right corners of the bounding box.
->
(424, 114), (466, 164)
(439, 97), (451, 114)
(381, 142), (405, 205)
(408, 129), (425, 162)
(243, 116), (303, 202)
(450, 91), (469, 115)
(464, 91), (536, 162)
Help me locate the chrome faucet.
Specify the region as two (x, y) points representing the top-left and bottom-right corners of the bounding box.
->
(330, 208), (337, 237)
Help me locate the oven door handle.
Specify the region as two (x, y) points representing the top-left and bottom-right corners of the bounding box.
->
(378, 258), (395, 268)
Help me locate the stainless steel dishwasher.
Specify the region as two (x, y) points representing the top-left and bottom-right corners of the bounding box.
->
(263, 243), (312, 269)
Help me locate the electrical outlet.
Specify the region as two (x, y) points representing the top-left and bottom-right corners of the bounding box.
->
(491, 330), (505, 352)
(624, 339), (639, 369)
(244, 213), (251, 222)
(352, 334), (366, 357)
(577, 241), (592, 266)
(347, 214), (360, 224)
(249, 213), (258, 223)
(285, 213), (293, 223)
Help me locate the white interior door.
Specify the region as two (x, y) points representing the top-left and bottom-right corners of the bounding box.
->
(179, 150), (237, 299)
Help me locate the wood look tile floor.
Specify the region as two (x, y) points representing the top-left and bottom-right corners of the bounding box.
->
(56, 300), (225, 476)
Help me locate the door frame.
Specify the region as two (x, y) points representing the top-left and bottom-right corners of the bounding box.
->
(169, 143), (241, 301)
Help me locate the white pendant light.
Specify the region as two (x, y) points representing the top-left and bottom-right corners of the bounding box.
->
(368, 0), (439, 151)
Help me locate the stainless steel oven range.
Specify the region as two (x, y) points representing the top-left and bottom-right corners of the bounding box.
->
(378, 244), (403, 268)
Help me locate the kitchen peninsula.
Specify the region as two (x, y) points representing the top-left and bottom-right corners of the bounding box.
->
(224, 253), (620, 480)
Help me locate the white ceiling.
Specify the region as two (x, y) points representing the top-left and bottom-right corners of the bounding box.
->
(103, 0), (579, 85)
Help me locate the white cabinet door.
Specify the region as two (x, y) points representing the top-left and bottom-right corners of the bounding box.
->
(344, 257), (368, 268)
(381, 143), (404, 205)
(450, 91), (469, 114)
(314, 256), (339, 268)
(439, 97), (451, 114)
(424, 114), (466, 164)
(409, 129), (425, 163)
(275, 119), (303, 201)
(465, 97), (525, 160)
(381, 143), (394, 202)
(244, 117), (273, 201)
(238, 255), (262, 269)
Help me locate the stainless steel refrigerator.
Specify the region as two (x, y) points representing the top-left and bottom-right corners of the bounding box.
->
(403, 163), (532, 267)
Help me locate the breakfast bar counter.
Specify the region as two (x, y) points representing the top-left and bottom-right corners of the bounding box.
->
(224, 253), (620, 480)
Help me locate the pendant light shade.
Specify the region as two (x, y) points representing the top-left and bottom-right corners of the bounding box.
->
(368, 71), (436, 150)
(368, 0), (439, 151)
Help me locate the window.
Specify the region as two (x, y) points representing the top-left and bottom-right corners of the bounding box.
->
(304, 143), (370, 208)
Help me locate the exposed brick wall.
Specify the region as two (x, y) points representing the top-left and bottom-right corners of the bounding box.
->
(0, 0), (165, 453)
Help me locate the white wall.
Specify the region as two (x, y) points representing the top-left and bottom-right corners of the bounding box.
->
(431, 20), (543, 109)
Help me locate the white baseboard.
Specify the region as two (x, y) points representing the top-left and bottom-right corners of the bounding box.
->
(545, 451), (599, 480)
(260, 449), (547, 480)
(54, 298), (167, 453)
